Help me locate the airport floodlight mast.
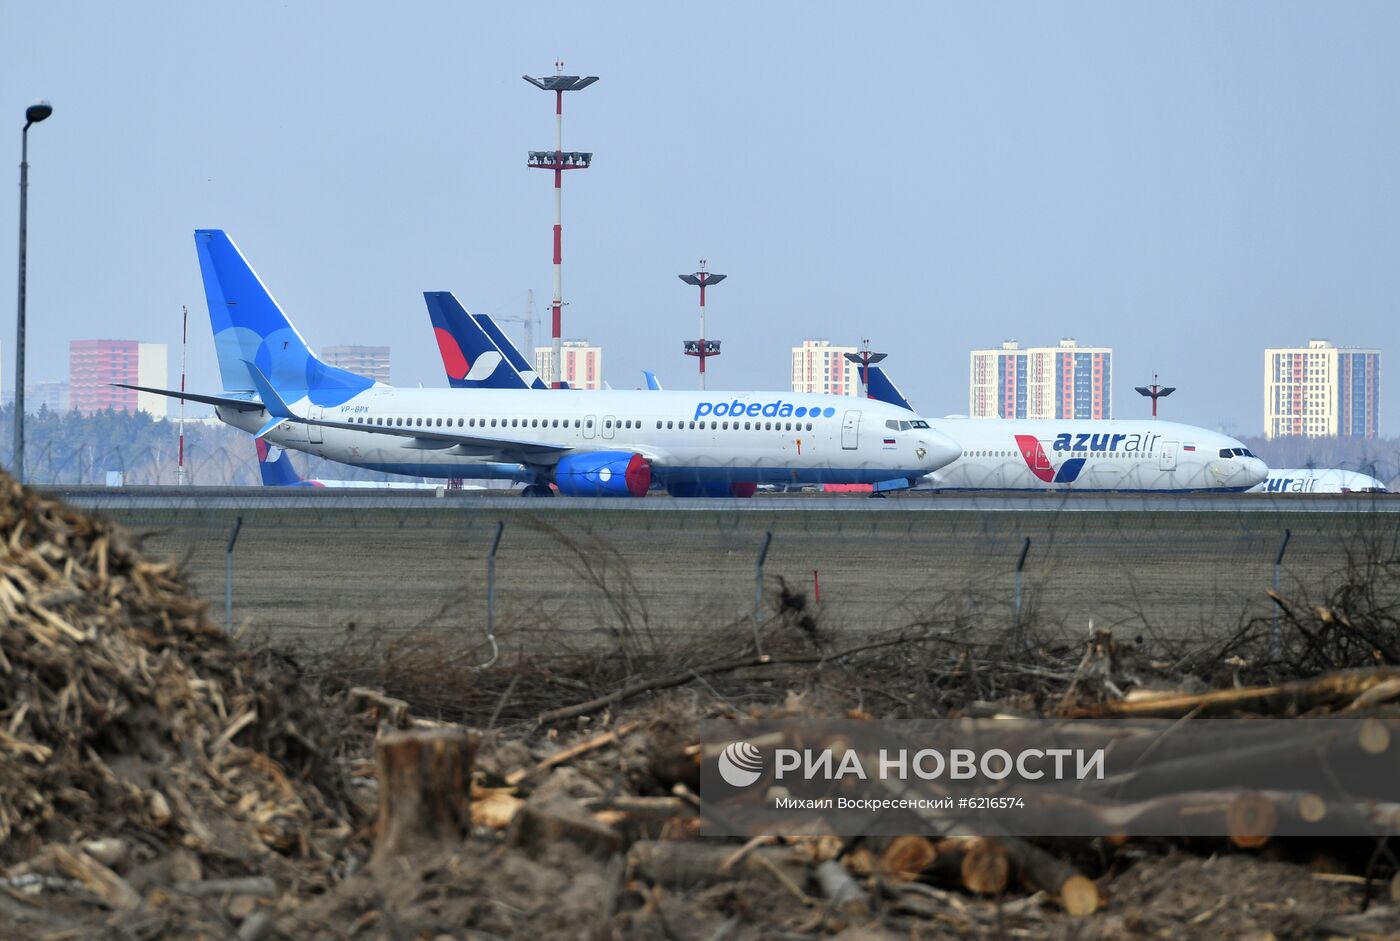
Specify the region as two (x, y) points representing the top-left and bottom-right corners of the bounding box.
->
(679, 260), (726, 390)
(1134, 373), (1176, 418)
(523, 61), (598, 389)
(843, 340), (887, 398)
(14, 100), (53, 486)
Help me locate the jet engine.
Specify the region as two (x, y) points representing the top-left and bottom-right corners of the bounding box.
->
(554, 451), (651, 497)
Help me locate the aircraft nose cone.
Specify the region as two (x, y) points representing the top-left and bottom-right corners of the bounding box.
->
(1245, 458), (1268, 488)
(921, 431), (962, 471)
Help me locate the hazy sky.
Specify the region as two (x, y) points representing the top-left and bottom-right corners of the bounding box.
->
(3, 1), (1397, 434)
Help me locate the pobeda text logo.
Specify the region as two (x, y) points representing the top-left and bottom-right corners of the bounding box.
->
(693, 401), (838, 422)
(718, 741), (764, 787)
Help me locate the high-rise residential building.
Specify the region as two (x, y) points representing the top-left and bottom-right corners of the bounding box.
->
(323, 345), (391, 385)
(69, 341), (168, 417)
(1264, 339), (1380, 439)
(535, 340), (602, 390)
(969, 339), (1112, 419)
(791, 340), (863, 397)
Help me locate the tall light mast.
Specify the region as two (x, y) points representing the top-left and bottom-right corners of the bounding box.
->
(680, 260), (725, 390)
(1134, 373), (1176, 418)
(523, 62), (597, 388)
(843, 339), (887, 398)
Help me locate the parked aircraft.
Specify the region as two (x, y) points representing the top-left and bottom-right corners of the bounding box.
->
(124, 232), (960, 498)
(868, 367), (1269, 493)
(1248, 468), (1389, 494)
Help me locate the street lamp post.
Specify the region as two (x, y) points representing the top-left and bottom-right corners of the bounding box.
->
(14, 100), (53, 485)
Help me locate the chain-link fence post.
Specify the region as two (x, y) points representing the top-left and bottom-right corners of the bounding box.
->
(754, 531), (773, 655)
(482, 520), (504, 669)
(224, 516), (243, 635)
(1272, 528), (1291, 658)
(1014, 536), (1032, 648)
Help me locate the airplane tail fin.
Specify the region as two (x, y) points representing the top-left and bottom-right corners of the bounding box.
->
(255, 438), (322, 487)
(473, 315), (548, 389)
(423, 292), (530, 389)
(866, 365), (914, 412)
(642, 370), (663, 391)
(195, 230), (374, 403)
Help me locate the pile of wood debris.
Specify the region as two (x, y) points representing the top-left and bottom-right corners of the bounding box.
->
(0, 475), (373, 936)
(2, 475), (1399, 939)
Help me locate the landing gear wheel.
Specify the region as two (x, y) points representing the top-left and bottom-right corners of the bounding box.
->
(521, 484), (555, 498)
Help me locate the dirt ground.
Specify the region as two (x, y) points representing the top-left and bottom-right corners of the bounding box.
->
(5, 483), (1400, 940)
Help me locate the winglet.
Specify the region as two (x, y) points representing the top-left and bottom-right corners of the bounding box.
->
(642, 370), (663, 391)
(243, 360), (294, 419)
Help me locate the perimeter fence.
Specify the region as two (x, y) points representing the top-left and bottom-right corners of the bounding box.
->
(59, 490), (1400, 661)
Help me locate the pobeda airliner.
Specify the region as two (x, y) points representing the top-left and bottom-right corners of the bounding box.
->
(125, 231), (960, 497)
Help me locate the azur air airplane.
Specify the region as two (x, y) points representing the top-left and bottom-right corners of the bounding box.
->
(863, 366), (1268, 493)
(122, 231), (960, 498)
(1248, 468), (1388, 494)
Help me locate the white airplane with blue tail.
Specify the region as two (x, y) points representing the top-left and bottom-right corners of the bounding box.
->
(122, 231), (961, 498)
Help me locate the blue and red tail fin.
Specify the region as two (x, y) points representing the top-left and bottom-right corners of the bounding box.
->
(422, 292), (530, 389)
(255, 438), (323, 487)
(473, 314), (547, 389)
(195, 230), (374, 405)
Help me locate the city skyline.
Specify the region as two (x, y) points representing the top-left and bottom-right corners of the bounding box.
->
(3, 3), (1398, 434)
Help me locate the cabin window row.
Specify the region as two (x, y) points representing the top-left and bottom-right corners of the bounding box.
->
(341, 416), (816, 433)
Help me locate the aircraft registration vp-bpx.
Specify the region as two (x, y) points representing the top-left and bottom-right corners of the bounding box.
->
(861, 367), (1269, 493)
(1249, 468), (1389, 494)
(126, 231), (960, 498)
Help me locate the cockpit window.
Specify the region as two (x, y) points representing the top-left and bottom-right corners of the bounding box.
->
(912, 420), (930, 429)
(1219, 448), (1233, 459)
(886, 420), (899, 430)
(899, 421), (912, 431)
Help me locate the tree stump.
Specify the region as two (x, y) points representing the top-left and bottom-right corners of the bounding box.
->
(371, 729), (476, 867)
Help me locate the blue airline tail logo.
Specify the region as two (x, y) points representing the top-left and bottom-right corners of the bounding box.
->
(195, 230), (372, 406)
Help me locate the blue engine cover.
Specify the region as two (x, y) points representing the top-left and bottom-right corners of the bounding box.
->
(554, 451), (651, 497)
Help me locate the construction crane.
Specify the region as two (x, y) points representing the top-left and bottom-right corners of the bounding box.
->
(489, 290), (541, 364)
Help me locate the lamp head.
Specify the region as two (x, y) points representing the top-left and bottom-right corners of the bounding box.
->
(25, 101), (53, 126)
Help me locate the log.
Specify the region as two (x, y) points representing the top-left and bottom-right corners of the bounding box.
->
(875, 835), (936, 883)
(1226, 791), (1277, 849)
(508, 795), (624, 860)
(627, 840), (806, 891)
(995, 836), (1099, 916)
(371, 729), (476, 866)
(926, 837), (1009, 895)
(814, 858), (869, 916)
(1070, 668), (1400, 719)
